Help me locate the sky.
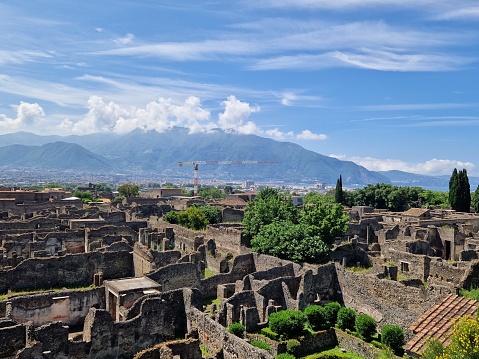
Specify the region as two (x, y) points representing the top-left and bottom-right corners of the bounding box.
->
(0, 1), (478, 176)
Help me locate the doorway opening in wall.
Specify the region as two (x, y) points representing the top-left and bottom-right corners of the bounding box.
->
(445, 240), (451, 260)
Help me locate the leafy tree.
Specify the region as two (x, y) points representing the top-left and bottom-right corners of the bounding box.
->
(198, 187), (226, 200)
(472, 185), (479, 213)
(419, 189), (449, 208)
(164, 205), (221, 230)
(421, 338), (444, 359)
(94, 183), (112, 192)
(164, 211), (178, 224)
(303, 192), (334, 205)
(299, 203), (349, 246)
(243, 188), (298, 237)
(355, 314), (377, 341)
(381, 325), (404, 353)
(337, 307), (356, 331)
(118, 183), (139, 198)
(449, 168), (471, 212)
(44, 183), (62, 189)
(251, 221), (330, 263)
(193, 204), (221, 224)
(224, 185), (234, 195)
(268, 309), (307, 340)
(73, 190), (93, 203)
(335, 175), (344, 204)
(304, 305), (328, 330)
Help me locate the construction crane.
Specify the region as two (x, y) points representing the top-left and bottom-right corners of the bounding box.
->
(178, 160), (277, 196)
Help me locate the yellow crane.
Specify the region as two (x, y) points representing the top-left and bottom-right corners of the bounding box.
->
(178, 160), (277, 196)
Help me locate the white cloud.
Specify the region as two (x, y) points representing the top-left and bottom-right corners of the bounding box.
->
(296, 130), (327, 140)
(55, 95), (328, 141)
(114, 33), (135, 45)
(0, 50), (51, 65)
(330, 154), (476, 176)
(0, 101), (45, 129)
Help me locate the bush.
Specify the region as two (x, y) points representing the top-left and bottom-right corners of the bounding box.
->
(261, 327), (279, 340)
(277, 354), (296, 359)
(381, 324), (404, 353)
(228, 322), (245, 338)
(337, 307), (356, 331)
(420, 338), (444, 359)
(250, 340), (270, 351)
(355, 314), (377, 341)
(269, 309), (307, 339)
(286, 339), (301, 356)
(323, 302), (341, 327)
(304, 305), (328, 330)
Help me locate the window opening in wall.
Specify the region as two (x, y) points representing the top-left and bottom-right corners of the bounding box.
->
(400, 261), (409, 272)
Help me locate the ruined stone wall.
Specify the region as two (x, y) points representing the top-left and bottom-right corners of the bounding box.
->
(133, 242), (181, 277)
(428, 257), (468, 286)
(205, 224), (249, 255)
(0, 250), (132, 294)
(133, 338), (202, 359)
(2, 287), (105, 327)
(0, 322), (27, 357)
(41, 230), (85, 253)
(201, 254), (256, 298)
(147, 262), (201, 292)
(335, 329), (381, 359)
(301, 263), (341, 307)
(336, 265), (452, 332)
(187, 307), (274, 359)
(221, 208), (244, 223)
(253, 253), (303, 274)
(0, 217), (61, 230)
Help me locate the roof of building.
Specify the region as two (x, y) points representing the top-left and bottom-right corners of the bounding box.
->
(405, 294), (479, 355)
(105, 276), (161, 294)
(403, 208), (430, 217)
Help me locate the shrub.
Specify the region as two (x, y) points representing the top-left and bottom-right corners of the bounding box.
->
(304, 305), (327, 330)
(323, 302), (341, 327)
(261, 327), (279, 340)
(286, 339), (301, 356)
(337, 307), (356, 331)
(228, 322), (245, 338)
(420, 338), (444, 359)
(355, 314), (377, 341)
(250, 340), (270, 351)
(269, 309), (307, 339)
(381, 324), (404, 353)
(277, 353), (296, 359)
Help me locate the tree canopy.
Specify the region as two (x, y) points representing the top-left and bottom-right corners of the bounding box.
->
(117, 183), (140, 198)
(164, 205), (221, 230)
(244, 188), (348, 263)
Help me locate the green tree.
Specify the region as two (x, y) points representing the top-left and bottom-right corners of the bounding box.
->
(355, 314), (377, 341)
(381, 325), (404, 353)
(268, 309), (307, 340)
(420, 189), (449, 208)
(94, 183), (112, 192)
(303, 191), (333, 205)
(449, 168), (471, 212)
(337, 307), (356, 331)
(335, 175), (344, 204)
(198, 187), (226, 200)
(73, 190), (93, 203)
(228, 322), (245, 338)
(472, 185), (479, 213)
(303, 305), (328, 330)
(118, 183), (139, 198)
(224, 185), (234, 195)
(243, 188), (298, 237)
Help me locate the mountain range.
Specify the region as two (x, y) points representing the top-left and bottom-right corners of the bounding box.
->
(0, 128), (474, 189)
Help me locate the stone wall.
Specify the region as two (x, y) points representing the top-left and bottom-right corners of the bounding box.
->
(336, 265), (452, 333)
(1, 287), (105, 327)
(147, 262), (201, 292)
(0, 250), (133, 294)
(187, 307), (274, 359)
(133, 338), (202, 359)
(0, 322), (27, 357)
(133, 242), (181, 277)
(222, 208), (244, 223)
(205, 224), (249, 255)
(335, 329), (381, 359)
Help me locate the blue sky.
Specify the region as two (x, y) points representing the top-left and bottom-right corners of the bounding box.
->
(1, 1), (478, 176)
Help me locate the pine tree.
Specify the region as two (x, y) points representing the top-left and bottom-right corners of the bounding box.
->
(472, 185), (479, 213)
(335, 175), (344, 204)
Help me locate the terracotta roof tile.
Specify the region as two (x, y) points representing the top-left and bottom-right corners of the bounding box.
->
(405, 294), (479, 355)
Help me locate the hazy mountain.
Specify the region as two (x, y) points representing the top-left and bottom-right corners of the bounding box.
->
(0, 141), (111, 170)
(379, 170), (479, 190)
(0, 129), (388, 185)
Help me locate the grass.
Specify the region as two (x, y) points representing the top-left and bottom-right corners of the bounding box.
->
(0, 285), (96, 301)
(304, 347), (367, 359)
(459, 287), (479, 301)
(397, 274), (408, 281)
(200, 344), (209, 357)
(204, 267), (215, 279)
(345, 266), (372, 274)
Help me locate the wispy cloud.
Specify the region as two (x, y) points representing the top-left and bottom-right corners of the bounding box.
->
(330, 154), (476, 176)
(0, 50), (52, 65)
(358, 103), (479, 111)
(114, 33), (135, 45)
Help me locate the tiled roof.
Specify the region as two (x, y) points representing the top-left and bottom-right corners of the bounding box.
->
(405, 294), (479, 355)
(403, 208), (430, 217)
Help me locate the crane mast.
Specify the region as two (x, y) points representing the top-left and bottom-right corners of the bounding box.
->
(179, 160), (277, 196)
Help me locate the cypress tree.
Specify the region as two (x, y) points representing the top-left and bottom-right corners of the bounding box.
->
(449, 168), (471, 212)
(335, 175), (344, 204)
(472, 185), (479, 213)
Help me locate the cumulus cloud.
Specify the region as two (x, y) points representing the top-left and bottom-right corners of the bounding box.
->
(0, 101), (45, 129)
(114, 33), (135, 45)
(58, 95), (327, 141)
(330, 154), (476, 176)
